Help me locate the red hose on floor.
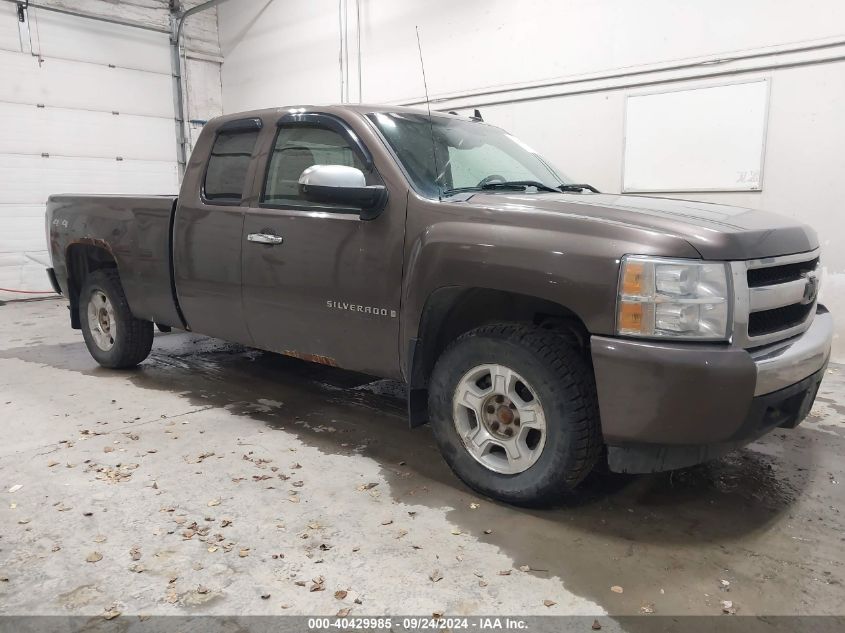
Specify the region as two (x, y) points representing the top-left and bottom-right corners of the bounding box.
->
(0, 288), (56, 294)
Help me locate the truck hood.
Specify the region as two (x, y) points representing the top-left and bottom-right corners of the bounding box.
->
(466, 192), (818, 260)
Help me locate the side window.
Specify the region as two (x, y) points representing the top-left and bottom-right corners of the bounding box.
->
(203, 129), (260, 202)
(262, 125), (366, 206)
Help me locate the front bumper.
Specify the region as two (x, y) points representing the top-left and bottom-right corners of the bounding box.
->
(591, 306), (832, 473)
(750, 306), (832, 395)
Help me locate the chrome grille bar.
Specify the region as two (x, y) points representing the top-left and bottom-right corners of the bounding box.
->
(730, 248), (820, 349)
(749, 278), (808, 312)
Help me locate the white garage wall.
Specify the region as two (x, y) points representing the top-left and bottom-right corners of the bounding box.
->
(0, 4), (178, 300)
(18, 0), (226, 153)
(31, 7), (171, 71)
(0, 0), (223, 301)
(219, 0), (845, 362)
(0, 103), (176, 161)
(220, 0), (845, 107)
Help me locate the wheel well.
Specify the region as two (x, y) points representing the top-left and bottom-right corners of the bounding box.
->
(407, 287), (590, 426)
(65, 244), (118, 329)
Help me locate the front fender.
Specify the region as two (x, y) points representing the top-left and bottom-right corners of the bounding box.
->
(399, 212), (702, 374)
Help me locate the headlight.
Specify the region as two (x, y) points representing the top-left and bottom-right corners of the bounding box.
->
(616, 255), (731, 340)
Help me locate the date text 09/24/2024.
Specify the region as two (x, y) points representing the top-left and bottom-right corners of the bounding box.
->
(307, 617), (529, 630)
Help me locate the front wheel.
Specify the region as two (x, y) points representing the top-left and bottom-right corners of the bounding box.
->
(79, 269), (153, 368)
(428, 324), (602, 506)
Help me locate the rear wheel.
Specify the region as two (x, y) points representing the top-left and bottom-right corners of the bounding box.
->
(79, 269), (153, 368)
(428, 323), (602, 506)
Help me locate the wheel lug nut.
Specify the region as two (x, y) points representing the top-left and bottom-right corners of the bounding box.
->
(491, 421), (500, 431)
(495, 395), (504, 404)
(486, 405), (495, 414)
(504, 427), (513, 437)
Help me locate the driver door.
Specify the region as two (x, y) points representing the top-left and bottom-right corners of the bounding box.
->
(241, 113), (405, 378)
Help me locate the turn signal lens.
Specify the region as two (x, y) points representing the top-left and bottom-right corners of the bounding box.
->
(618, 302), (645, 334)
(622, 261), (646, 295)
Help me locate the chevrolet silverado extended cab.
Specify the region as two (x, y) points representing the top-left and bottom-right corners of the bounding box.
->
(46, 104), (832, 505)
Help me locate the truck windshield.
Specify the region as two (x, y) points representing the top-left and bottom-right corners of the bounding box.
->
(367, 112), (570, 199)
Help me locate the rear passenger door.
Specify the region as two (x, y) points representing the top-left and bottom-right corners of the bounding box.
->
(241, 113), (405, 377)
(173, 118), (262, 344)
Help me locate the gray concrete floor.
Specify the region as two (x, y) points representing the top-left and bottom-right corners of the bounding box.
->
(0, 299), (843, 619)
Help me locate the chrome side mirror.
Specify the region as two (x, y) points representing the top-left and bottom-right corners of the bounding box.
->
(298, 165), (387, 220)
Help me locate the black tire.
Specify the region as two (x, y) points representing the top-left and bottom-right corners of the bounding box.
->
(428, 323), (602, 507)
(79, 269), (153, 369)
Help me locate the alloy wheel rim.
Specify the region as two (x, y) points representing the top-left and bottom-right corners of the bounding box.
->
(87, 290), (116, 351)
(452, 364), (547, 474)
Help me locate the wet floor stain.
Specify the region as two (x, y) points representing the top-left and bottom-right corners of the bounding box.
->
(815, 395), (845, 417)
(2, 332), (844, 618)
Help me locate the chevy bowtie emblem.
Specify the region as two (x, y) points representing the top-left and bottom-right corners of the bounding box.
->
(801, 271), (819, 305)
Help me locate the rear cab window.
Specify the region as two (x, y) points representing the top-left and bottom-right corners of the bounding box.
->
(203, 121), (261, 203)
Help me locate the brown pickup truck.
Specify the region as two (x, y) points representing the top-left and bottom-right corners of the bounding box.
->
(46, 104), (832, 505)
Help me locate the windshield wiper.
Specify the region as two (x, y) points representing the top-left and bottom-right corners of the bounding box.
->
(441, 186), (482, 197)
(441, 180), (567, 197)
(559, 183), (600, 193)
(480, 180), (560, 193)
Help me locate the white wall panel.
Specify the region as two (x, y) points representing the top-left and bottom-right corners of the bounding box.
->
(185, 57), (224, 122)
(0, 205), (47, 254)
(185, 57), (224, 154)
(220, 0), (341, 110)
(20, 1), (222, 58)
(30, 8), (171, 73)
(0, 0), (221, 299)
(0, 50), (172, 117)
(0, 3), (20, 52)
(0, 103), (176, 162)
(182, 4), (222, 58)
(0, 251), (52, 298)
(0, 202), (50, 298)
(0, 156), (178, 204)
(0, 152), (176, 298)
(220, 0), (845, 110)
(32, 1), (171, 32)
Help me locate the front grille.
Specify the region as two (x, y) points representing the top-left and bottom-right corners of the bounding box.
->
(747, 257), (818, 287)
(732, 249), (819, 348)
(748, 302), (814, 337)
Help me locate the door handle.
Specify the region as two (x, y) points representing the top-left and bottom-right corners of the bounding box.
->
(248, 233), (284, 245)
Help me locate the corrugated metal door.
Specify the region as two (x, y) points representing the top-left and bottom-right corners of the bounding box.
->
(0, 5), (178, 300)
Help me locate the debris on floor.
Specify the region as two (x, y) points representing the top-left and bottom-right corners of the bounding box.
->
(0, 300), (843, 617)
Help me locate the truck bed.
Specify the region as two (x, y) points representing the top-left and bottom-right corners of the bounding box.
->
(46, 194), (183, 329)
